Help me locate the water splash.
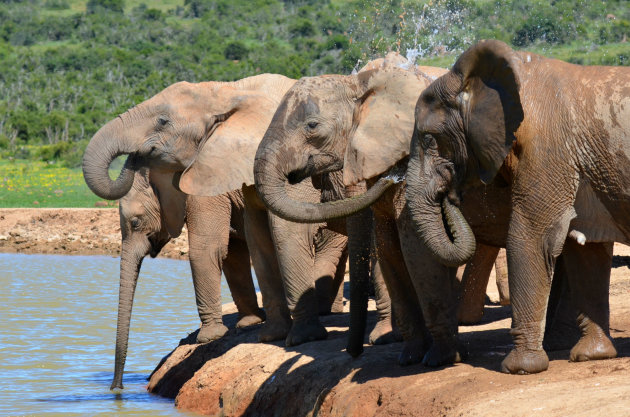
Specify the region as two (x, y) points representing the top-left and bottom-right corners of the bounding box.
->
(346, 0), (477, 69)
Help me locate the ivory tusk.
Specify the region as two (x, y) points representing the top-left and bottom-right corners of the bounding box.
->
(568, 229), (586, 246)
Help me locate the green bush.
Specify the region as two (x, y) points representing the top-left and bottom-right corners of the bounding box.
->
(224, 41), (249, 60)
(86, 0), (124, 14)
(289, 18), (316, 37)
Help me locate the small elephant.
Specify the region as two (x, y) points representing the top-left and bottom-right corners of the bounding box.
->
(82, 75), (393, 351)
(112, 166), (265, 389)
(406, 39), (624, 374)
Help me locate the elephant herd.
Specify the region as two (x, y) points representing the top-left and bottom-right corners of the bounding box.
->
(82, 39), (629, 389)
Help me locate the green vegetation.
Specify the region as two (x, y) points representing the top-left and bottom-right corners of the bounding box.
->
(0, 0), (629, 206)
(0, 159), (109, 207)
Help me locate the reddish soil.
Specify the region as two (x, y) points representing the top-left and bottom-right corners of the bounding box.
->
(2, 208), (629, 416)
(149, 247), (630, 417)
(0, 208), (189, 259)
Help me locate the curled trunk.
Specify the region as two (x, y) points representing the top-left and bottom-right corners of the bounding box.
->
(111, 238), (149, 390)
(254, 150), (393, 223)
(405, 144), (476, 267)
(82, 118), (138, 200)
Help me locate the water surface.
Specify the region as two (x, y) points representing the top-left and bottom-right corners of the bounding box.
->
(0, 253), (238, 416)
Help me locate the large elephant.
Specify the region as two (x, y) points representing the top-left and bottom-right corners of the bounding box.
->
(250, 54), (513, 365)
(82, 74), (393, 350)
(250, 52), (611, 368)
(405, 39), (623, 374)
(112, 166), (265, 389)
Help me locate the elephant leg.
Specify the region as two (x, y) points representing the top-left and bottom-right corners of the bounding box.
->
(242, 186), (292, 343)
(457, 244), (500, 324)
(313, 227), (348, 315)
(495, 249), (510, 305)
(223, 236), (266, 329)
(268, 212), (327, 346)
(398, 205), (460, 367)
(186, 195), (231, 344)
(542, 254), (580, 351)
(373, 208), (432, 366)
(501, 200), (576, 374)
(562, 240), (617, 362)
(369, 257), (401, 345)
(329, 248), (348, 314)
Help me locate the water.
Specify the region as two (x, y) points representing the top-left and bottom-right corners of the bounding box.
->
(0, 253), (243, 416)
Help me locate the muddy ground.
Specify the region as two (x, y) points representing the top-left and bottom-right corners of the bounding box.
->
(2, 208), (630, 416)
(0, 208), (188, 259)
(148, 251), (630, 416)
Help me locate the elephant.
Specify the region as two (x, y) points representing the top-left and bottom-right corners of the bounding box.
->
(82, 74), (394, 351)
(250, 51), (609, 368)
(405, 39), (624, 374)
(112, 166), (265, 389)
(250, 54), (515, 365)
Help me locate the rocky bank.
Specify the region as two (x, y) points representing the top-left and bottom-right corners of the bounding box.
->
(149, 248), (630, 417)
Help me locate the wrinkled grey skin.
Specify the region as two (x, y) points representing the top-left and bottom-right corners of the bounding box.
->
(82, 76), (385, 355)
(254, 58), (606, 370)
(112, 167), (264, 390)
(406, 39), (621, 374)
(252, 65), (480, 365)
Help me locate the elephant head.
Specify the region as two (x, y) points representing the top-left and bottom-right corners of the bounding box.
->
(111, 166), (186, 390)
(406, 39), (524, 267)
(251, 55), (445, 222)
(82, 74), (296, 201)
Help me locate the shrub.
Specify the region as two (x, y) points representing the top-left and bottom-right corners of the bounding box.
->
(224, 41), (249, 60)
(86, 0), (125, 15)
(289, 18), (316, 37)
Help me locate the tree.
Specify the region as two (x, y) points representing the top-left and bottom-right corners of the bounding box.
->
(86, 0), (124, 14)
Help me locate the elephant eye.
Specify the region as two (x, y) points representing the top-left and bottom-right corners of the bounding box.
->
(130, 217), (142, 229)
(421, 134), (437, 150)
(157, 117), (169, 127)
(307, 121), (319, 130)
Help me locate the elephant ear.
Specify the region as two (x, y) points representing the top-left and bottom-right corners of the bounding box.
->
(149, 169), (186, 238)
(343, 67), (432, 186)
(179, 89), (280, 196)
(453, 39), (524, 184)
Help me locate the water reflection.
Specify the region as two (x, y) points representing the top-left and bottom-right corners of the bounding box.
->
(0, 253), (233, 416)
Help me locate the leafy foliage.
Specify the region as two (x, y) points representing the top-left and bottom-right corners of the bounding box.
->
(0, 0), (628, 177)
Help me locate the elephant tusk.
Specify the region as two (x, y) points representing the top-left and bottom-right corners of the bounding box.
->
(568, 229), (586, 246)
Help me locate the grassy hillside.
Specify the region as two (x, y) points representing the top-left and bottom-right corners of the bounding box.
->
(0, 0), (629, 206)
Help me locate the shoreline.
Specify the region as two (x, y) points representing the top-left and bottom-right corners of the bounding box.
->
(0, 207), (189, 260)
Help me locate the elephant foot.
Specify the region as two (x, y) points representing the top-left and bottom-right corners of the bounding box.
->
(258, 319), (292, 343)
(398, 337), (431, 366)
(500, 348), (549, 374)
(458, 306), (484, 325)
(236, 310), (266, 329)
(285, 320), (328, 347)
(570, 332), (617, 362)
(369, 318), (402, 345)
(542, 326), (580, 351)
(197, 323), (228, 344)
(422, 339), (462, 367)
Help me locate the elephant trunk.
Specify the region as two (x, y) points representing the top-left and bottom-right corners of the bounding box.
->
(254, 141), (393, 223)
(82, 117), (138, 201)
(406, 139), (476, 267)
(345, 205), (372, 357)
(111, 237), (150, 390)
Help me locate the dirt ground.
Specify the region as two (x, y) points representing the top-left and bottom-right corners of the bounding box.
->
(149, 249), (630, 417)
(0, 208), (189, 259)
(2, 208), (629, 416)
